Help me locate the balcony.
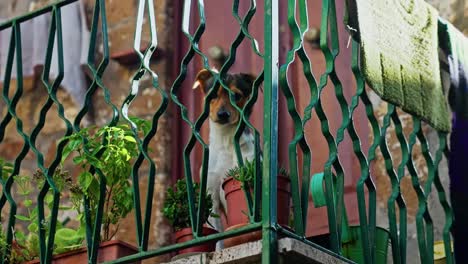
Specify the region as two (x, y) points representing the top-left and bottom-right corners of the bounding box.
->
(0, 0), (462, 263)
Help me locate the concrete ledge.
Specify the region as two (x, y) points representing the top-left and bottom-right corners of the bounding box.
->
(164, 238), (353, 264)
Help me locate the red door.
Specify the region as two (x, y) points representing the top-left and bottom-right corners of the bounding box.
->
(171, 0), (368, 236)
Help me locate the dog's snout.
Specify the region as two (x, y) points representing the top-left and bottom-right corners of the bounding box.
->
(217, 109), (231, 122)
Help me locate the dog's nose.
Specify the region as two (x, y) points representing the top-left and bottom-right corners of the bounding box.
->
(217, 109), (231, 122)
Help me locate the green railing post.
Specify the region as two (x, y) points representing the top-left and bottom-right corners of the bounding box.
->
(263, 0), (279, 263)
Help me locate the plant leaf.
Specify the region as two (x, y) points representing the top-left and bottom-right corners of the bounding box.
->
(78, 172), (94, 192)
(15, 215), (30, 221)
(28, 223), (39, 233)
(23, 199), (33, 208)
(123, 136), (136, 143)
(72, 155), (85, 165)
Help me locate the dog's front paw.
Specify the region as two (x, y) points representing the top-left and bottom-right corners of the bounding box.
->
(215, 240), (224, 251)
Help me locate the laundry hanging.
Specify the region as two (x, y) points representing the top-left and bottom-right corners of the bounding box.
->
(0, 0), (90, 107)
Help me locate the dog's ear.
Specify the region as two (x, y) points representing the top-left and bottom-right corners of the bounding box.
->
(242, 73), (264, 93)
(236, 73), (257, 96)
(239, 73), (256, 87)
(193, 69), (214, 93)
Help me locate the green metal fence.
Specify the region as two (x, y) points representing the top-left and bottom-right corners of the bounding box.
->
(0, 0), (454, 264)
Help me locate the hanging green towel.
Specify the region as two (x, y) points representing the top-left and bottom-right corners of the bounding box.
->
(348, 0), (451, 132)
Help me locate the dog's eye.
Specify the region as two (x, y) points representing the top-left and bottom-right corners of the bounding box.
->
(232, 93), (242, 102)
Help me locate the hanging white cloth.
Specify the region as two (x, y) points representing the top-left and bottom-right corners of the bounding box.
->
(0, 0), (90, 107)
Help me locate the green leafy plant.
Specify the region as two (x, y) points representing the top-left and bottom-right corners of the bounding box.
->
(226, 160), (289, 184)
(2, 169), (85, 263)
(0, 119), (143, 262)
(61, 122), (140, 241)
(0, 222), (23, 264)
(0, 160), (14, 262)
(0, 158), (14, 182)
(0, 223), (7, 250)
(226, 160), (256, 184)
(162, 179), (216, 231)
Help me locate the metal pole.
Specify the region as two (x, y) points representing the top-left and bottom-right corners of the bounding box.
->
(263, 0), (279, 263)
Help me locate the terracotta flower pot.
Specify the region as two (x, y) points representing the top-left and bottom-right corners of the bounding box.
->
(174, 226), (218, 255)
(27, 240), (139, 264)
(222, 175), (291, 247)
(223, 223), (262, 248)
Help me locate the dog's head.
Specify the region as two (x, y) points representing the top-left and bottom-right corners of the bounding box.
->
(193, 69), (255, 125)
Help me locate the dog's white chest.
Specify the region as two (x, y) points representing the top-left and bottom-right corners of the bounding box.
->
(208, 144), (240, 176)
(208, 133), (255, 176)
(206, 122), (256, 214)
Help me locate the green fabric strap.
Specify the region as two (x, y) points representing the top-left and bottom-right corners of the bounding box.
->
(310, 173), (351, 243)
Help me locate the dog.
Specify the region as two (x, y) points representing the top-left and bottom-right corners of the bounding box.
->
(192, 69), (256, 239)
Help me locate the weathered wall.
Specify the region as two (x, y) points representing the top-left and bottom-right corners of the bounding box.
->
(0, 0), (175, 262)
(428, 0), (467, 34)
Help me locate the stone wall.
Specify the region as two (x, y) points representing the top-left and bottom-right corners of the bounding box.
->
(0, 0), (175, 262)
(427, 0), (467, 34)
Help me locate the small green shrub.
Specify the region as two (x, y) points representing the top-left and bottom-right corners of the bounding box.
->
(162, 179), (216, 231)
(226, 160), (289, 187)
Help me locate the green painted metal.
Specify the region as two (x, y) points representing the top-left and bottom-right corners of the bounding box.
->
(262, 0), (279, 263)
(78, 1), (116, 263)
(36, 8), (66, 263)
(222, 0), (263, 223)
(0, 21), (30, 264)
(170, 0), (212, 239)
(121, 0), (169, 252)
(0, 0), (78, 30)
(349, 39), (378, 264)
(316, 0), (348, 253)
(435, 134), (454, 264)
(0, 0), (456, 263)
(279, 0), (313, 237)
(107, 222), (263, 264)
(378, 104), (407, 264)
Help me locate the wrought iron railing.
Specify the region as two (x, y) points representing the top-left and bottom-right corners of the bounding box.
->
(0, 0), (454, 264)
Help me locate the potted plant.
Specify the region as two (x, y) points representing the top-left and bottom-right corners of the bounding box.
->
(54, 121), (144, 263)
(162, 179), (218, 256)
(222, 160), (291, 247)
(0, 121), (144, 263)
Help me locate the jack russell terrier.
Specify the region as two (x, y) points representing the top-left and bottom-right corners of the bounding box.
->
(192, 69), (256, 237)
